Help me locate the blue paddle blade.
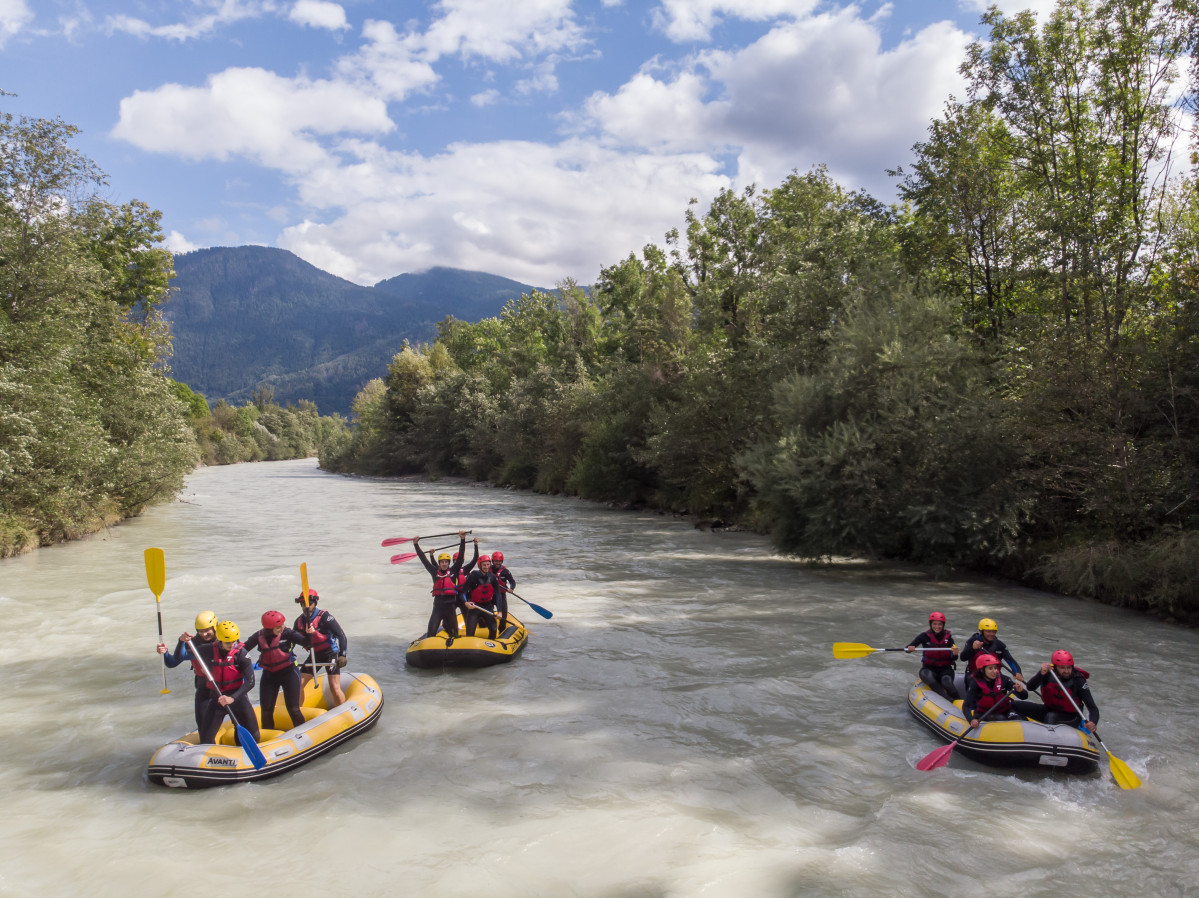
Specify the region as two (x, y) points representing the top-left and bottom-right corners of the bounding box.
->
(528, 603), (552, 619)
(234, 722), (267, 769)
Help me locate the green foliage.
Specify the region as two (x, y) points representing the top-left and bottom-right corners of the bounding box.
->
(0, 109), (197, 556)
(192, 392), (348, 467)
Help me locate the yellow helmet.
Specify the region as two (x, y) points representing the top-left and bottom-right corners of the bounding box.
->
(215, 620), (241, 643)
(195, 610), (218, 631)
(437, 553), (451, 563)
(978, 618), (998, 632)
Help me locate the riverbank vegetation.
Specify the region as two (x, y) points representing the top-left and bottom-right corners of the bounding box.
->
(323, 0), (1199, 622)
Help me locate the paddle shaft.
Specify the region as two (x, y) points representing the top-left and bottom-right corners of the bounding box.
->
(300, 563), (320, 688)
(383, 529), (473, 547)
(1049, 669), (1096, 733)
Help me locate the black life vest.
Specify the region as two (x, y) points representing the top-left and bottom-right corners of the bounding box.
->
(209, 643), (246, 693)
(922, 628), (955, 668)
(1041, 668), (1090, 713)
(257, 630), (294, 673)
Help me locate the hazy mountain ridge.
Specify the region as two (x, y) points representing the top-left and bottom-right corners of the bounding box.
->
(167, 246), (539, 415)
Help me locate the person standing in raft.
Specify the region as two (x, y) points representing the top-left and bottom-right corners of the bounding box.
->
(452, 537), (480, 605)
(158, 610), (220, 732)
(964, 653), (1031, 727)
(1024, 650), (1100, 730)
(198, 620), (260, 746)
(905, 612), (960, 699)
(415, 531), (468, 644)
(463, 554), (507, 639)
(293, 588), (348, 706)
(959, 617), (1024, 683)
(242, 610), (310, 731)
(491, 549), (515, 612)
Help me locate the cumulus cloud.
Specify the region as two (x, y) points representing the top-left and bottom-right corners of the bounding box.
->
(112, 68), (393, 171)
(163, 230), (200, 253)
(289, 0), (348, 30)
(277, 138), (730, 285)
(471, 89), (500, 106)
(652, 0), (818, 42)
(421, 0), (586, 62)
(0, 0), (33, 46)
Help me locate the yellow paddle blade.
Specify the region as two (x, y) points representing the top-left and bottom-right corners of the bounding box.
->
(300, 562), (310, 609)
(144, 547), (165, 600)
(832, 642), (878, 659)
(1106, 750), (1142, 790)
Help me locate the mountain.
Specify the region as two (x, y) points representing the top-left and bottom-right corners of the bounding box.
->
(166, 247), (538, 415)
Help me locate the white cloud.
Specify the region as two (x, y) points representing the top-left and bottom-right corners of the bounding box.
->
(957, 0), (1058, 18)
(164, 230), (200, 253)
(421, 0), (586, 62)
(276, 138), (730, 285)
(584, 9), (971, 195)
(0, 0), (33, 46)
(471, 89), (500, 106)
(335, 20), (440, 102)
(289, 0), (349, 30)
(112, 68), (394, 171)
(652, 0), (818, 42)
(106, 0), (277, 42)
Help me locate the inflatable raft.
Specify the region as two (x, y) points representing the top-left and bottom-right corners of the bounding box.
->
(147, 670), (383, 788)
(907, 679), (1100, 772)
(406, 611), (529, 669)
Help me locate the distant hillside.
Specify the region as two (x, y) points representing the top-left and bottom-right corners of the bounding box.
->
(166, 247), (538, 415)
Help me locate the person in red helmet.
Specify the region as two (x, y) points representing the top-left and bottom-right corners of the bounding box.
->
(1024, 650), (1100, 731)
(491, 549), (516, 612)
(963, 653), (1030, 727)
(463, 553), (507, 639)
(242, 610), (311, 731)
(905, 612), (960, 699)
(293, 588), (349, 705)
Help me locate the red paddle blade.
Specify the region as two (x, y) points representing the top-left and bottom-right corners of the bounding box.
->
(916, 741), (958, 771)
(390, 552), (418, 564)
(381, 536), (414, 547)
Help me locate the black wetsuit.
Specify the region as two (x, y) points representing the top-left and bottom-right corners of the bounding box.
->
(243, 627), (310, 730)
(493, 562), (516, 610)
(163, 636), (218, 729)
(198, 645), (259, 745)
(907, 629), (959, 699)
(418, 537), (467, 639)
(1025, 669), (1100, 727)
(959, 633), (1022, 677)
(463, 569), (507, 639)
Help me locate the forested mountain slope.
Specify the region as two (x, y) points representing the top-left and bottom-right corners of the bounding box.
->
(167, 247), (536, 414)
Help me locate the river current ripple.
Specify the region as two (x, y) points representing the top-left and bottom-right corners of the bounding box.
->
(1, 459), (1197, 897)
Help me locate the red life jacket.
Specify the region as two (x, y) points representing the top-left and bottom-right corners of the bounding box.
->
(431, 570), (457, 598)
(469, 578), (495, 604)
(257, 630), (294, 672)
(209, 643), (245, 693)
(972, 673), (1010, 716)
(1041, 668), (1090, 713)
(188, 638), (216, 681)
(922, 628), (955, 668)
(298, 609), (331, 652)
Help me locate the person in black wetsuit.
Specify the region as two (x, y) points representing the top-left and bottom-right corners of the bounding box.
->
(959, 617), (1025, 683)
(293, 589), (348, 705)
(963, 653), (1031, 727)
(415, 531), (468, 643)
(463, 554), (507, 639)
(158, 610), (220, 732)
(905, 611), (960, 699)
(1023, 650), (1100, 730)
(491, 549), (515, 614)
(242, 610), (310, 731)
(197, 620), (260, 746)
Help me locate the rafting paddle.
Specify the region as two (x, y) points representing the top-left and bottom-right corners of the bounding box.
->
(1049, 670), (1141, 790)
(833, 642), (953, 660)
(300, 562), (321, 690)
(916, 688), (1014, 771)
(501, 588), (552, 619)
(391, 541), (461, 564)
(144, 547), (170, 695)
(381, 529), (472, 548)
(187, 641), (267, 769)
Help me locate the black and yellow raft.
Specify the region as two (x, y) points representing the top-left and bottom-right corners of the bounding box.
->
(908, 679), (1100, 772)
(147, 670), (383, 788)
(406, 611), (529, 669)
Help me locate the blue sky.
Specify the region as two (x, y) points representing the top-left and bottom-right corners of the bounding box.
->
(2, 0), (1056, 286)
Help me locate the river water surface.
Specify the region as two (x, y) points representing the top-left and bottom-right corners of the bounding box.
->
(2, 459), (1197, 897)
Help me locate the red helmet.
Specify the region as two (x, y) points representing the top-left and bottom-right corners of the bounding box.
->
(294, 588), (319, 604)
(928, 612), (946, 623)
(1051, 650), (1074, 666)
(975, 653), (1000, 669)
(262, 610), (286, 628)
(453, 553), (460, 562)
(479, 554), (492, 566)
(492, 551), (504, 563)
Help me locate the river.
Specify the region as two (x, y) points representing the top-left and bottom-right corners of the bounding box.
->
(1, 458), (1197, 897)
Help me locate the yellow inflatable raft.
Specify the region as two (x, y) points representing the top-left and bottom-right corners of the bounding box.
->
(908, 680), (1100, 772)
(406, 612), (529, 669)
(147, 670), (383, 788)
